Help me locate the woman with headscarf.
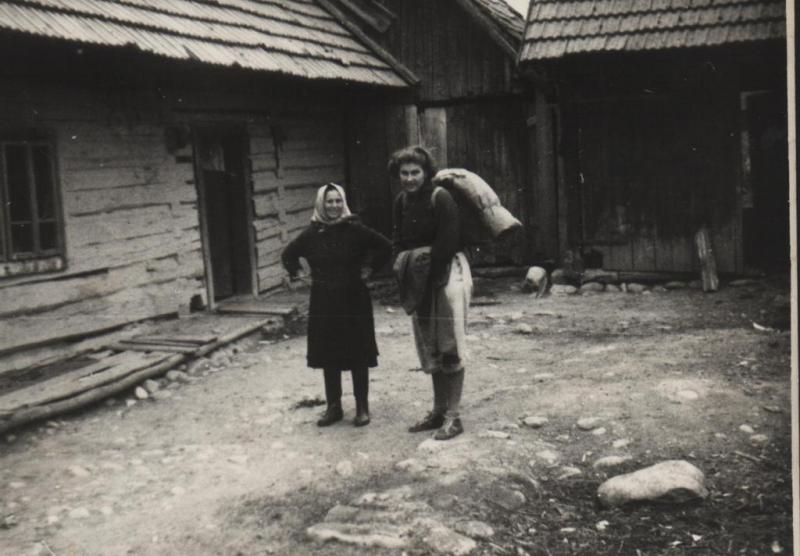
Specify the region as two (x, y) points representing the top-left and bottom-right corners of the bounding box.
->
(389, 146), (473, 441)
(281, 183), (391, 427)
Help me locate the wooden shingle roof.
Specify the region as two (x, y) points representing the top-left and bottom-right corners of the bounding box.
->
(519, 0), (786, 61)
(0, 0), (414, 86)
(472, 0), (526, 42)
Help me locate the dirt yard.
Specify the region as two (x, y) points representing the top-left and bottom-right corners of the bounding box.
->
(0, 276), (793, 555)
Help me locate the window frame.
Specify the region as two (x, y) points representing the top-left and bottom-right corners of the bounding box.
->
(0, 135), (66, 264)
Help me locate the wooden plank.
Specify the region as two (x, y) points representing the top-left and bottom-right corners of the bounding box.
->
(217, 303), (296, 316)
(695, 227), (719, 292)
(123, 338), (205, 348)
(133, 334), (217, 344)
(0, 351), (169, 415)
(113, 343), (196, 353)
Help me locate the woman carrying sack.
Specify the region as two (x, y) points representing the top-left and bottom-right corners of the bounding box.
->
(389, 146), (473, 440)
(282, 183), (391, 427)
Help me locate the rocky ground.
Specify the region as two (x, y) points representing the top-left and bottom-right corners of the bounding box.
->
(0, 275), (793, 555)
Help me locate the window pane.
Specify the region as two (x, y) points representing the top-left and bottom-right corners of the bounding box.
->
(39, 221), (58, 251)
(5, 145), (32, 221)
(33, 146), (56, 219)
(11, 223), (33, 254)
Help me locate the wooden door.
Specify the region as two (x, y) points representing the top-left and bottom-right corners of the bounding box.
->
(195, 130), (253, 302)
(742, 91), (790, 271)
(569, 94), (738, 272)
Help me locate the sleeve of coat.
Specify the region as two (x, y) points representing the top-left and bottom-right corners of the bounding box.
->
(357, 224), (393, 273)
(281, 228), (309, 278)
(430, 188), (460, 286)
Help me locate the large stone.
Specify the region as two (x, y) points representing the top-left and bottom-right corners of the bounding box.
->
(593, 455), (633, 469)
(664, 281), (687, 290)
(423, 526), (477, 556)
(577, 417), (602, 431)
(166, 370), (190, 383)
(143, 379), (160, 394)
(605, 284), (622, 293)
(580, 282), (605, 293)
(523, 266), (548, 292)
(551, 284), (577, 295)
(597, 460), (708, 507)
(306, 522), (409, 549)
(489, 484), (526, 510)
(521, 416), (548, 428)
(626, 283), (647, 294)
(454, 520), (495, 540)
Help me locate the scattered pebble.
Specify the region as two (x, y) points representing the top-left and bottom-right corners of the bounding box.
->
(591, 427), (608, 436)
(677, 390), (699, 401)
(522, 416), (548, 428)
(336, 460), (354, 477)
(557, 466), (582, 479)
(612, 439), (631, 449)
(479, 430), (510, 440)
(577, 417), (602, 431)
(596, 520), (610, 531)
(134, 387), (149, 400)
(67, 465), (91, 478)
(750, 434), (769, 445)
(739, 424), (755, 434)
(454, 520), (495, 540)
(593, 455), (633, 469)
(534, 450), (560, 465)
(514, 323), (534, 335)
(68, 507), (91, 519)
(143, 379), (160, 394)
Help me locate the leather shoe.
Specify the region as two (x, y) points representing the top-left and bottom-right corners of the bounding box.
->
(408, 412), (444, 433)
(316, 405), (343, 427)
(434, 417), (463, 440)
(353, 412), (371, 427)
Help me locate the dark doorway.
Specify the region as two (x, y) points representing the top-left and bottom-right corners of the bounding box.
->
(742, 90), (790, 272)
(195, 128), (253, 301)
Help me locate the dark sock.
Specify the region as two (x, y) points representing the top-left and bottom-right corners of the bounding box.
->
(351, 366), (369, 415)
(323, 368), (342, 408)
(444, 370), (464, 419)
(432, 373), (447, 415)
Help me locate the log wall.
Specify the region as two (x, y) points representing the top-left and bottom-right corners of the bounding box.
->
(0, 53), (350, 372)
(0, 81), (205, 371)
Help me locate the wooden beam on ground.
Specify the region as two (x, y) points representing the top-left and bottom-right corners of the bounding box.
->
(112, 343), (197, 353)
(0, 351), (170, 417)
(132, 334), (217, 345)
(695, 227), (720, 292)
(0, 316), (279, 434)
(217, 303), (296, 316)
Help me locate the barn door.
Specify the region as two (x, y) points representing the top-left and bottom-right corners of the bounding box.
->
(741, 90), (790, 272)
(195, 129), (253, 302)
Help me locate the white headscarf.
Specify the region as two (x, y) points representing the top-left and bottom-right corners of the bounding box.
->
(310, 183), (353, 225)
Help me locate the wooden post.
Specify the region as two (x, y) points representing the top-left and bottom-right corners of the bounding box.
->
(695, 227), (719, 292)
(420, 107), (447, 167)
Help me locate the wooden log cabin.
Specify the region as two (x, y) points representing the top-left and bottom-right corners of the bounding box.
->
(517, 0), (789, 274)
(328, 0), (539, 265)
(0, 0), (414, 373)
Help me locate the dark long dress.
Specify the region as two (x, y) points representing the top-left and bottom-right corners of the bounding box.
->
(281, 218), (392, 370)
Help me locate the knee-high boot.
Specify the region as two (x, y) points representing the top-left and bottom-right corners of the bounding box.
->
(318, 368), (343, 427)
(351, 366), (370, 427)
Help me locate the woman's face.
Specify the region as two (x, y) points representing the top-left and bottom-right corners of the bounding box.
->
(399, 162), (426, 193)
(324, 190), (344, 219)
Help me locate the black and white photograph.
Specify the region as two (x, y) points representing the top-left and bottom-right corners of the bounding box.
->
(0, 0), (795, 554)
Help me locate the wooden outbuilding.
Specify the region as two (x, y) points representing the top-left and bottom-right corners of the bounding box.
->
(330, 0), (537, 264)
(0, 0), (414, 372)
(518, 0), (789, 274)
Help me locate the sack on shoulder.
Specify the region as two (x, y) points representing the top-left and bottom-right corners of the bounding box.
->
(432, 168), (522, 246)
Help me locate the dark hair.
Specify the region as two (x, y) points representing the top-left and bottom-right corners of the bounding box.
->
(387, 145), (438, 180)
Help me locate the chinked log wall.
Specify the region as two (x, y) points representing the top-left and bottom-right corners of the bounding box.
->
(0, 77), (346, 373)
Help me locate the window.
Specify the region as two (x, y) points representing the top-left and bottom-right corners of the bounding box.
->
(0, 139), (64, 267)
